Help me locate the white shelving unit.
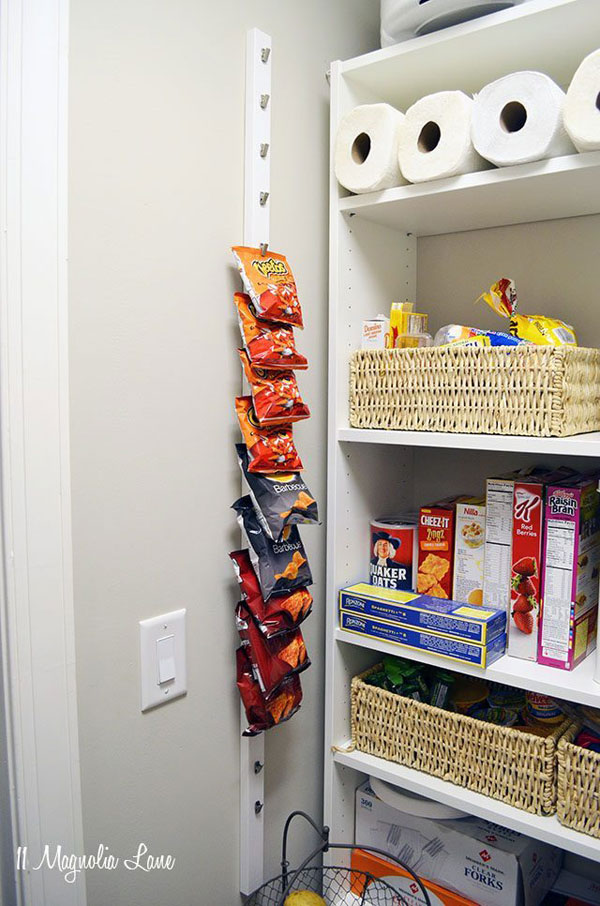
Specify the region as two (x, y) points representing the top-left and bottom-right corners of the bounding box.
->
(325, 0), (600, 870)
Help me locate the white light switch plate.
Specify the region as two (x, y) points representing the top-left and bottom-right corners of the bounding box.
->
(139, 609), (187, 711)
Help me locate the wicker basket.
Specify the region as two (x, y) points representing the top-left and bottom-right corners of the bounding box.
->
(349, 346), (600, 437)
(350, 664), (569, 816)
(557, 723), (600, 838)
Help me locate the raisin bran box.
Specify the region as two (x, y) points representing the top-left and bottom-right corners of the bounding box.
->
(539, 476), (600, 670)
(418, 496), (473, 600)
(509, 468), (580, 661)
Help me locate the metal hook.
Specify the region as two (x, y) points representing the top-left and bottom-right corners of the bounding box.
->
(260, 142), (269, 158)
(259, 191), (269, 207)
(254, 800), (264, 815)
(259, 242), (268, 257)
(260, 47), (271, 63)
(260, 93), (270, 110)
(254, 760), (264, 774)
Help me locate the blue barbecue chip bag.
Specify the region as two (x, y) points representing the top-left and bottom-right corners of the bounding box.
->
(236, 443), (318, 541)
(232, 495), (313, 600)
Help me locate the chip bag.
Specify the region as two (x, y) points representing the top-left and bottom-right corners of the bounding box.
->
(478, 277), (578, 346)
(236, 601), (310, 698)
(233, 495), (313, 600)
(234, 292), (308, 370)
(232, 247), (304, 328)
(236, 443), (318, 540)
(235, 396), (303, 474)
(230, 549), (313, 637)
(239, 349), (310, 425)
(236, 647), (302, 736)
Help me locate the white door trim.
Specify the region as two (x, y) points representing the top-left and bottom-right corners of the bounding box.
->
(0, 2), (86, 904)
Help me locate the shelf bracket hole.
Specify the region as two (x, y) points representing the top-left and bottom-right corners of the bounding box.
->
(500, 101), (527, 133)
(417, 121), (441, 153)
(351, 132), (371, 165)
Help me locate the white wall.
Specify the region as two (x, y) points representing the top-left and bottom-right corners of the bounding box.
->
(418, 215), (600, 347)
(68, 3), (378, 904)
(0, 669), (15, 906)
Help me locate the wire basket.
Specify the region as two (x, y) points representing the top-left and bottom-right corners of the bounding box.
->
(243, 811), (432, 906)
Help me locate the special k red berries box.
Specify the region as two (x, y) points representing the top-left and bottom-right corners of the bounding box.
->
(509, 469), (579, 661)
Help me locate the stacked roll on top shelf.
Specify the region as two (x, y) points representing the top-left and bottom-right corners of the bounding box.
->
(230, 247), (319, 737)
(334, 49), (600, 193)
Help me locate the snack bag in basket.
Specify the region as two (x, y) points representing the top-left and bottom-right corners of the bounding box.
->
(236, 443), (318, 540)
(236, 647), (302, 736)
(236, 601), (310, 698)
(232, 495), (313, 600)
(478, 277), (578, 346)
(234, 292), (308, 370)
(239, 349), (310, 425)
(232, 247), (304, 328)
(230, 549), (312, 637)
(235, 396), (303, 473)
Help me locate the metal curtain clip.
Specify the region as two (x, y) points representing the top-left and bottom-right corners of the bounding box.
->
(260, 142), (269, 158)
(259, 243), (268, 257)
(259, 191), (269, 207)
(260, 93), (270, 110)
(261, 47), (271, 63)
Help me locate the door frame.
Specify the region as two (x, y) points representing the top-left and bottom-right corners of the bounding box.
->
(0, 2), (86, 904)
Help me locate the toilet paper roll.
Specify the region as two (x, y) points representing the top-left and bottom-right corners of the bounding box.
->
(564, 49), (600, 152)
(334, 103), (407, 194)
(397, 90), (488, 184)
(472, 71), (575, 166)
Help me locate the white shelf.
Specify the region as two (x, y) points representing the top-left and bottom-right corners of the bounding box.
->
(338, 153), (600, 237)
(336, 628), (600, 708)
(333, 747), (600, 863)
(338, 0), (599, 110)
(338, 427), (600, 458)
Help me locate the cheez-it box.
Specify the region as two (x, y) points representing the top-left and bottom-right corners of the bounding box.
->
(418, 496), (472, 600)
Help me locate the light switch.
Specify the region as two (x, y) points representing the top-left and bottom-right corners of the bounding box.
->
(157, 635), (176, 684)
(139, 609), (187, 711)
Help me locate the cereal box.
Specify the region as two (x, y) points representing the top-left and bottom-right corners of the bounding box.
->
(453, 498), (486, 606)
(538, 476), (600, 670)
(418, 496), (471, 600)
(509, 468), (579, 661)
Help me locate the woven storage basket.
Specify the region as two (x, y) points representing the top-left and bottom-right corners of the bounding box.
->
(350, 664), (569, 816)
(557, 723), (600, 838)
(349, 346), (600, 437)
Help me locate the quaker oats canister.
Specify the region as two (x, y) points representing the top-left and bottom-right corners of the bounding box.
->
(369, 516), (418, 591)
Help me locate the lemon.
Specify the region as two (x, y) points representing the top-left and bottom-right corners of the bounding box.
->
(284, 892), (326, 906)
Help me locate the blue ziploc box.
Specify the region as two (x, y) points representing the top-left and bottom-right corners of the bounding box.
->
(339, 583), (506, 645)
(339, 610), (506, 668)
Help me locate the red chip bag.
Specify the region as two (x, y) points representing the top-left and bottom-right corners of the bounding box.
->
(234, 293), (308, 370)
(236, 601), (310, 698)
(239, 349), (310, 426)
(235, 397), (303, 473)
(237, 647), (302, 737)
(230, 549), (312, 637)
(232, 247), (303, 328)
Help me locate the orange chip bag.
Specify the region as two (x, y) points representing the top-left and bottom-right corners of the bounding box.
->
(232, 247), (304, 328)
(234, 292), (308, 370)
(239, 349), (310, 426)
(235, 397), (303, 473)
